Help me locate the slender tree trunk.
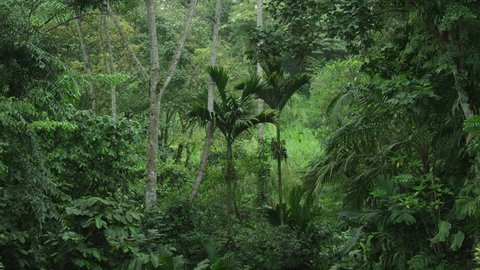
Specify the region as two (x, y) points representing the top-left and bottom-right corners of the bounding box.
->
(101, 0), (116, 119)
(276, 125), (284, 224)
(254, 0), (268, 208)
(256, 0), (265, 141)
(175, 144), (184, 163)
(255, 141), (268, 207)
(111, 13), (148, 81)
(145, 0), (199, 208)
(145, 0), (161, 209)
(74, 10), (96, 112)
(233, 171), (242, 221)
(185, 143), (192, 168)
(157, 0), (199, 98)
(160, 110), (174, 147)
(453, 64), (476, 144)
(189, 0), (222, 203)
(226, 141), (234, 227)
(189, 122), (214, 200)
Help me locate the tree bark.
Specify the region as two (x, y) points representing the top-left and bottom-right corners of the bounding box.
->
(276, 125), (284, 225)
(226, 141), (234, 228)
(74, 10), (97, 112)
(101, 0), (116, 119)
(111, 13), (149, 81)
(256, 0), (265, 141)
(189, 0), (222, 203)
(145, 0), (199, 208)
(145, 0), (161, 209)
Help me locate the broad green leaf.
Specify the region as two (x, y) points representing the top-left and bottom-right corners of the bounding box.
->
(431, 221), (451, 243)
(450, 231), (465, 251)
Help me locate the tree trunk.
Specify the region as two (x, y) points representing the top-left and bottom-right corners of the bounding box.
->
(185, 143), (192, 168)
(74, 10), (96, 112)
(190, 122), (214, 201)
(226, 141), (234, 227)
(233, 170), (242, 221)
(145, 0), (161, 209)
(111, 13), (149, 81)
(189, 0), (222, 203)
(254, 0), (268, 208)
(255, 140), (268, 207)
(145, 0), (199, 208)
(256, 0), (265, 141)
(453, 64), (476, 144)
(160, 109), (174, 147)
(175, 144), (184, 163)
(276, 125), (284, 225)
(101, 0), (116, 119)
(157, 0), (199, 98)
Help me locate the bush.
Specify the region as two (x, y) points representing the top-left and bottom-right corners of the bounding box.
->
(231, 221), (315, 270)
(38, 196), (186, 269)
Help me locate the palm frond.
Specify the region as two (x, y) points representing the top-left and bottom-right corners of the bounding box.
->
(239, 76), (271, 101)
(250, 61), (311, 111)
(187, 104), (212, 125)
(187, 88), (214, 125)
(261, 60), (285, 81)
(231, 109), (278, 140)
(207, 65), (229, 103)
(278, 73), (311, 110)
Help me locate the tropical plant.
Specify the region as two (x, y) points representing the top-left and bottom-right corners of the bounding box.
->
(189, 66), (277, 226)
(305, 73), (475, 268)
(265, 184), (315, 232)
(240, 61), (310, 224)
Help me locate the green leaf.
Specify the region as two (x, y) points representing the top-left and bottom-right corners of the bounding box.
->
(431, 221), (451, 244)
(450, 231), (465, 251)
(150, 253), (160, 268)
(388, 209), (416, 225)
(95, 217), (103, 229)
(193, 259), (210, 270)
(338, 227), (363, 256)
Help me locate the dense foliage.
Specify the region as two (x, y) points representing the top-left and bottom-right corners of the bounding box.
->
(1, 0), (479, 269)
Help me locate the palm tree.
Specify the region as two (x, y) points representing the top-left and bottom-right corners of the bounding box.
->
(189, 66), (277, 225)
(240, 61), (311, 224)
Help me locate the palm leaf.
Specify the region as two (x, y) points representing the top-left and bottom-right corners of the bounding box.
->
(231, 109), (278, 140)
(277, 73), (311, 110)
(239, 76), (271, 100)
(251, 61), (311, 111)
(207, 66), (229, 104)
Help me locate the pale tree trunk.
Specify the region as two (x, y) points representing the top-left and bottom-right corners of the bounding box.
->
(145, 0), (199, 208)
(101, 0), (116, 119)
(145, 0), (161, 209)
(190, 0), (222, 203)
(254, 0), (268, 208)
(74, 10), (96, 112)
(256, 0), (265, 141)
(111, 13), (149, 81)
(453, 65), (476, 144)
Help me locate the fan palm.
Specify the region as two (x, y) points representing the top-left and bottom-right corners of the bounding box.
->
(189, 66), (277, 225)
(240, 61), (311, 224)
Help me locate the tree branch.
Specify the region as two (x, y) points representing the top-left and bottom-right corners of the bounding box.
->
(43, 12), (100, 33)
